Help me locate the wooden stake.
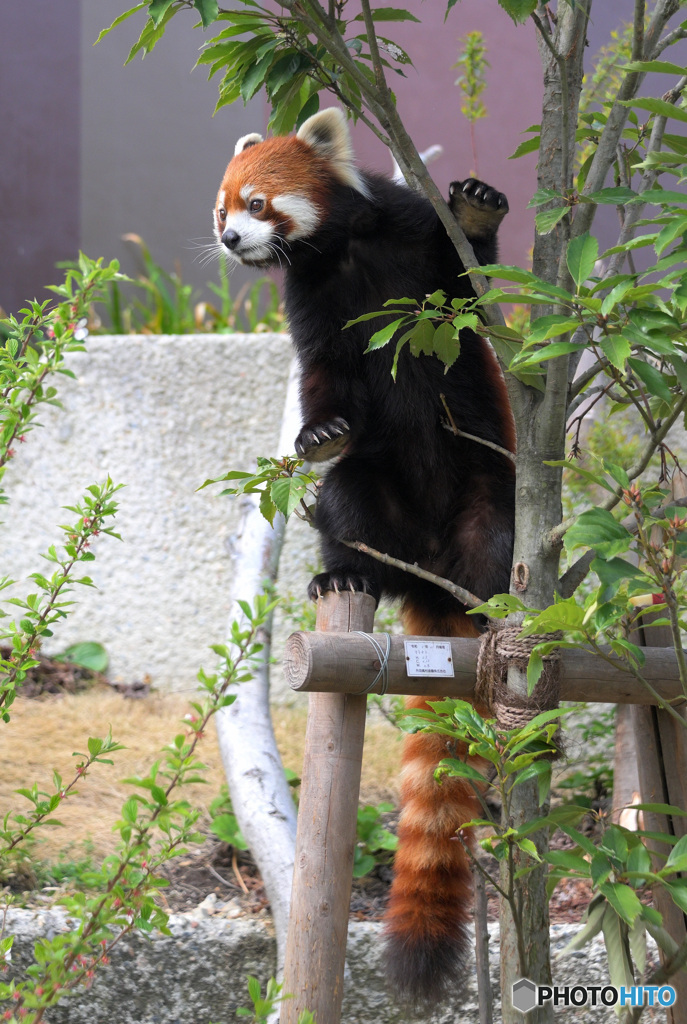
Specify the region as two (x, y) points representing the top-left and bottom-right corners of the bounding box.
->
(630, 470), (687, 1022)
(281, 591), (375, 1024)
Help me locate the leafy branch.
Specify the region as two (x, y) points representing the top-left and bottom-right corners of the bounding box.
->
(0, 479), (123, 718)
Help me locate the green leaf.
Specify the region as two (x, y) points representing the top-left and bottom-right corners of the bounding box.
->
(62, 641), (108, 673)
(515, 837), (541, 860)
(407, 319), (436, 357)
(621, 60), (687, 76)
(508, 134), (541, 160)
(620, 95), (687, 125)
(664, 880), (687, 915)
(121, 797), (138, 824)
(193, 0), (219, 27)
(631, 802), (687, 817)
(240, 52), (276, 103)
(535, 207), (568, 235)
(601, 904), (635, 991)
(526, 315), (579, 344)
(546, 850), (590, 874)
(586, 186), (637, 205)
(497, 0), (537, 25)
(511, 340), (584, 370)
(567, 233), (598, 289)
(94, 3), (148, 45)
(627, 357), (673, 403)
(665, 833), (687, 872)
(560, 897), (605, 952)
(564, 507), (631, 558)
(526, 188), (561, 209)
(270, 477), (307, 518)
(645, 920), (679, 957)
(259, 487), (277, 527)
(365, 317), (407, 352)
(149, 0), (176, 26)
(432, 321), (461, 370)
(352, 7), (420, 21)
(602, 882), (644, 926)
(599, 334), (631, 371)
(437, 758), (486, 783)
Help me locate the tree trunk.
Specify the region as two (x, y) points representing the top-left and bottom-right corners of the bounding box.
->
(215, 358), (301, 979)
(499, 7), (590, 1020)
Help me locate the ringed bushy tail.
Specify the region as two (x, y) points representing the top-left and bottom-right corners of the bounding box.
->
(384, 604), (485, 1001)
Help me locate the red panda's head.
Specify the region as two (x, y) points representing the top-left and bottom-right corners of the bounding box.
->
(214, 108), (369, 267)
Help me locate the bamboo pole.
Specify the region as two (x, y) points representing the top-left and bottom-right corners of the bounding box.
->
(281, 591), (375, 1024)
(284, 631), (687, 704)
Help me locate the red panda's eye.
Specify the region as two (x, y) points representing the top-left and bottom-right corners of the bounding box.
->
(218, 208), (226, 220)
(249, 198), (264, 214)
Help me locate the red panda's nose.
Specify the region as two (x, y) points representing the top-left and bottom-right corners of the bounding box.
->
(222, 229), (241, 250)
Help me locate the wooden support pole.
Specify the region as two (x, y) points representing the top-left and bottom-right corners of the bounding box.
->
(284, 631), (687, 704)
(630, 470), (687, 1021)
(281, 592), (375, 1024)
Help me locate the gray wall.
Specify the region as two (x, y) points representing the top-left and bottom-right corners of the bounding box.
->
(0, 1), (81, 313)
(79, 0), (264, 305)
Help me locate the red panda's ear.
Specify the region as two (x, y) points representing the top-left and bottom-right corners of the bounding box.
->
(234, 132), (264, 157)
(297, 108), (370, 198)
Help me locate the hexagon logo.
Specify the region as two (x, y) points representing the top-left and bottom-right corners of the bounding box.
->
(512, 978), (538, 1013)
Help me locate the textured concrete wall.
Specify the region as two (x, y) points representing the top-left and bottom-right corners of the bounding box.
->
(1, 334), (316, 696)
(6, 908), (662, 1024)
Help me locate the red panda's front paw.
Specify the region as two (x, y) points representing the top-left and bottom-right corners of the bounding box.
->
(448, 178), (508, 238)
(295, 418), (350, 462)
(307, 571), (379, 604)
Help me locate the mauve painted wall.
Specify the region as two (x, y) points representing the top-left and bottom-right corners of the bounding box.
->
(0, 1), (654, 313)
(0, 1), (81, 313)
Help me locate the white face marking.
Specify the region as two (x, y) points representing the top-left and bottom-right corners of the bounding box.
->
(272, 194), (321, 239)
(239, 184), (254, 202)
(219, 209), (276, 265)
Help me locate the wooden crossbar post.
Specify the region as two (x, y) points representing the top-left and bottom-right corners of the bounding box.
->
(284, 631), (686, 704)
(281, 591), (375, 1024)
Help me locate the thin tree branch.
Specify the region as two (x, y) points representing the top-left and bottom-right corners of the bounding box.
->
(359, 0), (387, 96)
(339, 538), (484, 609)
(531, 11), (571, 196)
(570, 351), (610, 399)
(601, 76), (686, 280)
(572, 0), (678, 240)
(549, 419), (687, 552)
(558, 550), (595, 598)
(440, 393), (516, 462)
(654, 23), (687, 56)
(560, 496), (687, 597)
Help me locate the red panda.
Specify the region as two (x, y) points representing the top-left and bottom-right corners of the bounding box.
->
(215, 107), (515, 1002)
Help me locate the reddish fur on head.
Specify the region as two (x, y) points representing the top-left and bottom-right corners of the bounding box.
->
(214, 108), (370, 264)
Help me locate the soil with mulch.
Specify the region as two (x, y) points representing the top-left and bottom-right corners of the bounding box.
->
(3, 647), (105, 698)
(155, 824), (597, 926)
(3, 648), (150, 699)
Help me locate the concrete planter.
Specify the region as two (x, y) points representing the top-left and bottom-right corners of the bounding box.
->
(6, 906), (658, 1023)
(1, 334), (316, 696)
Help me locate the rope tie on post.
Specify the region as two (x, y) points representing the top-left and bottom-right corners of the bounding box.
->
(475, 625), (563, 732)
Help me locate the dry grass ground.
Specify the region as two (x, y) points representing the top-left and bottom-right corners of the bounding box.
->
(1, 688), (402, 865)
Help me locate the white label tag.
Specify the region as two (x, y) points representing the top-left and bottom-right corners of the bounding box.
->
(404, 640), (455, 678)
